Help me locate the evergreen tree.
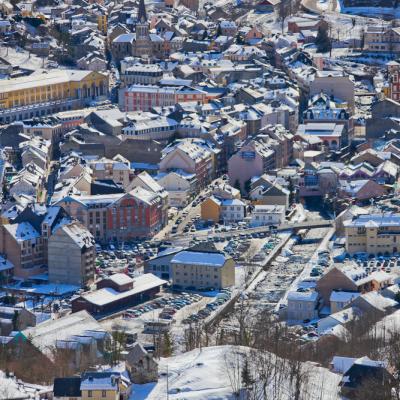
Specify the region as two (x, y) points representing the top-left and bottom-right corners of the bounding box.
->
(241, 358), (253, 389)
(315, 26), (331, 53)
(163, 332), (173, 357)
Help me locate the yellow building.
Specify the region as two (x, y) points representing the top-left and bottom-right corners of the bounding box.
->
(170, 250), (235, 290)
(344, 214), (400, 256)
(201, 196), (221, 222)
(97, 14), (107, 34)
(80, 373), (130, 400)
(53, 373), (131, 400)
(0, 70), (108, 123)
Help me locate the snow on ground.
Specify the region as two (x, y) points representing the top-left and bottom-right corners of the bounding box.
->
(130, 346), (342, 400)
(0, 371), (50, 400)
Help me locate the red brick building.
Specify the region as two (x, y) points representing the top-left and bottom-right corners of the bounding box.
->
(124, 84), (207, 112)
(56, 187), (167, 243)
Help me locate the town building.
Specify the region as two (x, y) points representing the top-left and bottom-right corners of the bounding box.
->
(170, 250), (235, 290)
(250, 205), (285, 227)
(344, 214), (400, 256)
(71, 273), (166, 315)
(48, 221), (95, 287)
(0, 70), (108, 124)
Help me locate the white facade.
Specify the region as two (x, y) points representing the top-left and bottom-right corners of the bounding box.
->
(157, 172), (195, 207)
(250, 205), (285, 227)
(220, 199), (246, 222)
(287, 291), (319, 323)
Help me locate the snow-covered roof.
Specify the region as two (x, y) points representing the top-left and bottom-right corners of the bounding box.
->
(171, 251), (227, 267)
(23, 311), (103, 356)
(330, 291), (360, 303)
(105, 273), (133, 286)
(287, 290), (318, 302)
(79, 274), (166, 306)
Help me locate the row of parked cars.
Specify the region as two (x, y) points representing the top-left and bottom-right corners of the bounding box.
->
(182, 289), (232, 324)
(159, 293), (202, 320)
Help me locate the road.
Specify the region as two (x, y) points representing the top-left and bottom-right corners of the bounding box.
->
(171, 218), (333, 243)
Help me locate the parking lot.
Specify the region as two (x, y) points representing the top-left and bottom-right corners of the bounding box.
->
(220, 228), (331, 327)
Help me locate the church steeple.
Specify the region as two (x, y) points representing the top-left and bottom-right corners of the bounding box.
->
(137, 0), (147, 23)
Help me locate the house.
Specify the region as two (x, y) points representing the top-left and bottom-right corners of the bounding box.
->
(0, 205), (75, 279)
(54, 372), (131, 400)
(156, 170), (197, 207)
(0, 306), (36, 336)
(127, 171), (169, 226)
(316, 264), (392, 306)
(338, 179), (387, 203)
(56, 188), (166, 242)
(201, 196), (246, 223)
(366, 98), (400, 140)
(330, 291), (360, 313)
(249, 175), (290, 209)
(250, 205), (285, 227)
(340, 357), (394, 399)
(170, 249), (235, 290)
(287, 290), (319, 323)
(53, 377), (82, 400)
(309, 70), (355, 112)
(80, 372), (131, 400)
(126, 343), (158, 384)
(256, 0), (281, 13)
(296, 122), (345, 150)
(348, 292), (397, 317)
(317, 307), (358, 335)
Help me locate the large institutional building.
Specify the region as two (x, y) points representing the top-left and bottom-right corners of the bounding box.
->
(344, 214), (400, 256)
(0, 70), (109, 123)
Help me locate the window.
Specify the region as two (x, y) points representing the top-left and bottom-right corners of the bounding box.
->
(102, 390), (106, 397)
(88, 391), (93, 398)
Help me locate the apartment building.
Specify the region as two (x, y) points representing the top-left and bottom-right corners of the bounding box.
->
(309, 70), (355, 112)
(122, 113), (178, 141)
(48, 221), (95, 287)
(0, 70), (108, 123)
(87, 156), (132, 189)
(0, 205), (95, 283)
(170, 250), (235, 290)
(56, 188), (166, 242)
(123, 84), (207, 112)
(159, 139), (213, 189)
(120, 63), (163, 86)
(127, 171), (169, 226)
(344, 214), (400, 256)
(228, 139), (275, 193)
(388, 62), (400, 102)
(364, 25), (400, 54)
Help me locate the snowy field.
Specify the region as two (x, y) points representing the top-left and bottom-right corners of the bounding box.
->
(130, 346), (343, 400)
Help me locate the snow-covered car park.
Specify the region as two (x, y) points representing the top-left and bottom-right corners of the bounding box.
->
(121, 292), (203, 321)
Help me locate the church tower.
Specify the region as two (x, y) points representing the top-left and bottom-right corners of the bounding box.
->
(134, 0), (151, 57)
